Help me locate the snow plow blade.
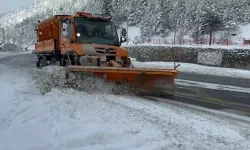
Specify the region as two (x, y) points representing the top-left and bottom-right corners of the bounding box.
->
(67, 65), (178, 96)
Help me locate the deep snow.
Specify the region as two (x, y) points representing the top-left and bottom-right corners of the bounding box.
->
(0, 63), (250, 150)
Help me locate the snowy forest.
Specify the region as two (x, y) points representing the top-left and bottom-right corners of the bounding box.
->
(86, 0), (250, 44)
(1, 0), (250, 48)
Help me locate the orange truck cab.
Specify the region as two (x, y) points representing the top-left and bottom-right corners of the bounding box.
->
(34, 12), (129, 68)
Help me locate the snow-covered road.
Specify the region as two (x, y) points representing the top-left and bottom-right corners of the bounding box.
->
(0, 61), (250, 149)
(176, 79), (250, 94)
(0, 52), (30, 59)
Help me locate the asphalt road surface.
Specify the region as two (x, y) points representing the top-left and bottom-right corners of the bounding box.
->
(0, 53), (249, 116)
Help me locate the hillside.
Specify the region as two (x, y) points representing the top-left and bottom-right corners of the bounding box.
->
(0, 0), (86, 49)
(0, 0), (250, 49)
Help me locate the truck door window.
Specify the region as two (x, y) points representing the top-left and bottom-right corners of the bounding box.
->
(62, 22), (68, 37)
(66, 20), (72, 39)
(62, 19), (72, 38)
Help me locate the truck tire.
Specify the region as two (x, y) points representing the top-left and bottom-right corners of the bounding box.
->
(62, 53), (78, 66)
(62, 55), (73, 66)
(36, 56), (47, 68)
(50, 57), (57, 65)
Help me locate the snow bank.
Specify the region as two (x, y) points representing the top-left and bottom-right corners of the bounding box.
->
(0, 64), (250, 150)
(0, 65), (165, 150)
(32, 66), (137, 96)
(32, 65), (174, 96)
(131, 58), (250, 79)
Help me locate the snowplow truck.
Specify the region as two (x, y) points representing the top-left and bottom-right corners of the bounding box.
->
(34, 12), (178, 96)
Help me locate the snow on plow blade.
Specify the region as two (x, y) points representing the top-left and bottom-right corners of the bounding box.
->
(67, 65), (178, 96)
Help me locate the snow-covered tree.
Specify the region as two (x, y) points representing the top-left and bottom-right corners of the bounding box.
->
(154, 0), (171, 37)
(1, 0), (250, 47)
(127, 0), (137, 26)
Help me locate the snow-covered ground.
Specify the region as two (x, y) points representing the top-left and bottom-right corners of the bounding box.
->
(0, 63), (250, 150)
(131, 58), (250, 79)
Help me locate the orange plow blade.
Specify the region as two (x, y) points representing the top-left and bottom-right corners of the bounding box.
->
(67, 65), (178, 96)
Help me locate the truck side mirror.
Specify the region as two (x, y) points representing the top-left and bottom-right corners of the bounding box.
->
(120, 28), (127, 44)
(121, 28), (127, 37)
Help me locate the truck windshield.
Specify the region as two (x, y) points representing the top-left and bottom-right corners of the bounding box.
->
(74, 17), (119, 46)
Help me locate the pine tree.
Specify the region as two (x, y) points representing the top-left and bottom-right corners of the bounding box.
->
(101, 0), (112, 17)
(140, 0), (153, 39)
(154, 0), (170, 37)
(127, 0), (137, 26)
(199, 0), (224, 45)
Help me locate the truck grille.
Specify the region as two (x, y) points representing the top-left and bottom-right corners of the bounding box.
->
(95, 47), (117, 55)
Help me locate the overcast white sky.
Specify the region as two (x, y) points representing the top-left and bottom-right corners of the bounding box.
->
(0, 0), (35, 14)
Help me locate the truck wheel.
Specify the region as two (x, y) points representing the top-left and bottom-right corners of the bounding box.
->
(36, 56), (47, 68)
(63, 55), (75, 66)
(50, 57), (57, 66)
(63, 57), (71, 66)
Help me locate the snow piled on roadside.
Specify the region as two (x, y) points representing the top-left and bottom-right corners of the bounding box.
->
(131, 58), (250, 79)
(0, 64), (250, 150)
(32, 66), (136, 96)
